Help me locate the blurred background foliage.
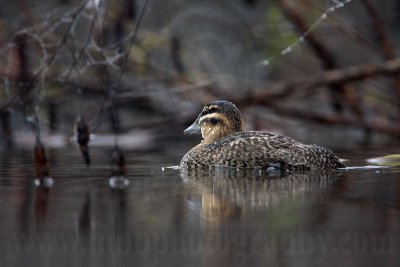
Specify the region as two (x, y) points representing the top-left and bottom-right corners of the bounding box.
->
(0, 0), (399, 151)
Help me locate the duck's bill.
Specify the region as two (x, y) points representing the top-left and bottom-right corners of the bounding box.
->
(184, 120), (201, 135)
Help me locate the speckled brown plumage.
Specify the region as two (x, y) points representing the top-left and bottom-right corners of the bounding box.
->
(181, 100), (344, 170)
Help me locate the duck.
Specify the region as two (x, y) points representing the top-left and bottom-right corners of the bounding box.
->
(180, 100), (344, 171)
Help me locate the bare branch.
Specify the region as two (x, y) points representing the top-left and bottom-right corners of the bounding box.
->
(231, 57), (400, 108)
(277, 0), (363, 119)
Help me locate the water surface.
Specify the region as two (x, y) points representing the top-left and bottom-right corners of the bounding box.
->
(0, 144), (400, 267)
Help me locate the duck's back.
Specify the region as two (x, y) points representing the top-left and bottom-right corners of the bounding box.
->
(180, 131), (344, 170)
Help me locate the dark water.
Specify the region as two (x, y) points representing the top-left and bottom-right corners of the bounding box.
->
(0, 144), (400, 267)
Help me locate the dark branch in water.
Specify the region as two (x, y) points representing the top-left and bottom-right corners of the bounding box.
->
(111, 146), (126, 177)
(34, 141), (50, 179)
(76, 117), (91, 166)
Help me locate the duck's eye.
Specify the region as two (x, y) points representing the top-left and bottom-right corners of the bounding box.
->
(208, 107), (218, 113)
(209, 118), (218, 125)
(201, 107), (218, 116)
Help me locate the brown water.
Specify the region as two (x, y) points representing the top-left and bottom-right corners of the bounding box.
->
(0, 144), (400, 267)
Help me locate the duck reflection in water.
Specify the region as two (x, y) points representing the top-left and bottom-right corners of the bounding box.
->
(181, 168), (342, 225)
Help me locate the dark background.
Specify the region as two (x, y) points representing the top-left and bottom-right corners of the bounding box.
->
(0, 0), (399, 151)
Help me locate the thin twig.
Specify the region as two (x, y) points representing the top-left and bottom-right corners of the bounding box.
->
(302, 0), (381, 54)
(34, 0), (88, 79)
(277, 0), (364, 120)
(116, 0), (151, 83)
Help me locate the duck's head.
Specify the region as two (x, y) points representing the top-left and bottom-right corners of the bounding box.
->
(184, 100), (245, 144)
